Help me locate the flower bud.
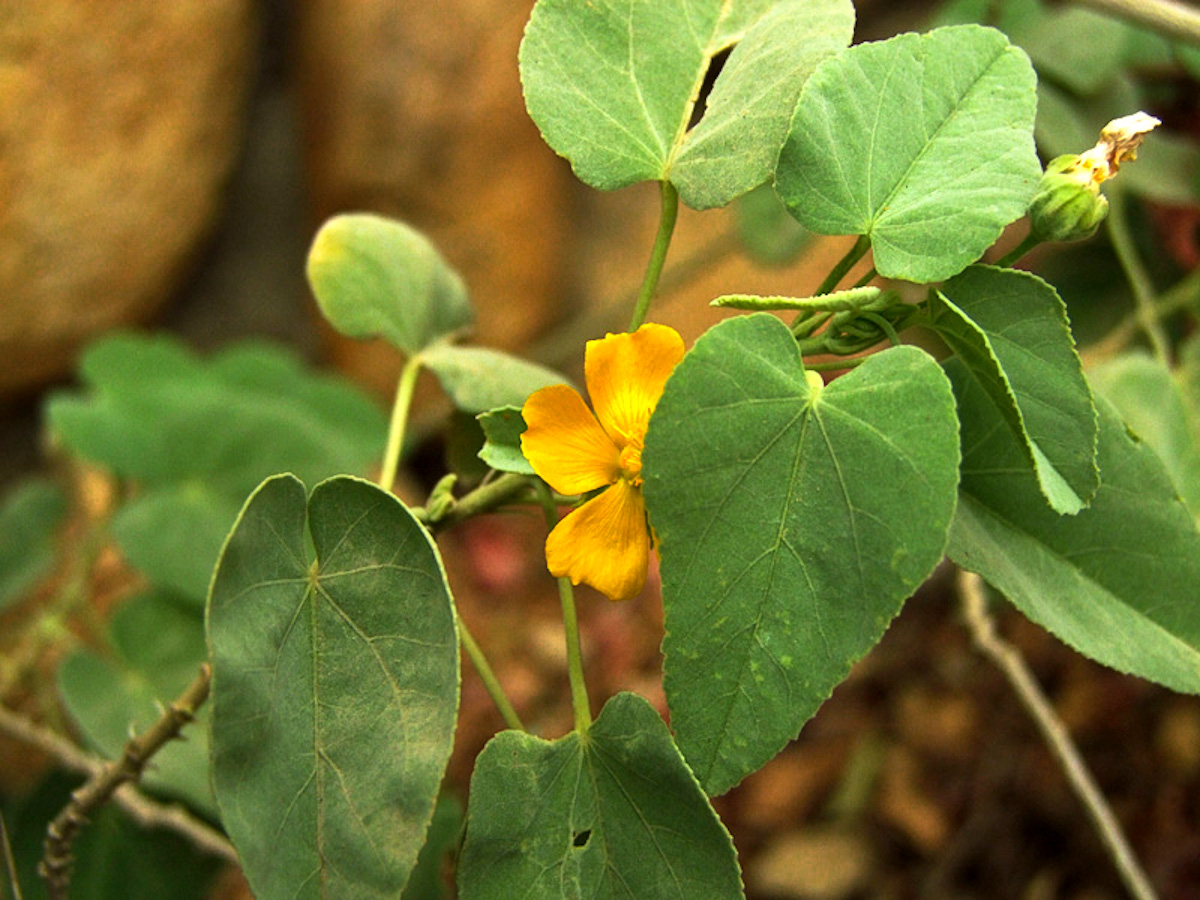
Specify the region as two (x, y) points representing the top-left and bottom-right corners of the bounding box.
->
(1027, 154), (1109, 243)
(1026, 111), (1159, 244)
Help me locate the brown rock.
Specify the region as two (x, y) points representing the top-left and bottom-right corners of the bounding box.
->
(295, 0), (571, 394)
(0, 1), (255, 394)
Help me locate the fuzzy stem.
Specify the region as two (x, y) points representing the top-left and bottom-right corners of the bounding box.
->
(535, 482), (591, 734)
(379, 355), (424, 494)
(995, 232), (1042, 269)
(457, 613), (524, 731)
(629, 182), (680, 332)
(958, 571), (1159, 900)
(813, 235), (871, 298)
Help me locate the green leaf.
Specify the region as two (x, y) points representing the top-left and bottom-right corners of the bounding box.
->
(48, 334), (386, 499)
(0, 478), (65, 610)
(1089, 353), (1200, 521)
(1017, 6), (1130, 94)
(948, 361), (1200, 693)
(642, 315), (960, 794)
(420, 345), (569, 414)
(520, 0), (854, 208)
(776, 25), (1040, 282)
(57, 591), (215, 816)
(307, 213), (473, 354)
(932, 265), (1099, 514)
(208, 474), (459, 900)
(734, 183), (813, 265)
(111, 484), (241, 604)
(477, 406), (535, 476)
(457, 692), (744, 900)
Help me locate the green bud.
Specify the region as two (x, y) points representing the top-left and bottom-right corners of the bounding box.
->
(1027, 155), (1109, 243)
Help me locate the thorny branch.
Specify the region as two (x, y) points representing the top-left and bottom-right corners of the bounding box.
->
(7, 664), (235, 899)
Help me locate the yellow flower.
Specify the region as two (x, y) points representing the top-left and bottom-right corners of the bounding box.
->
(521, 323), (684, 601)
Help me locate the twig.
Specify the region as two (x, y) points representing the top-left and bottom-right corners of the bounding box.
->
(1106, 189), (1171, 365)
(1, 815), (23, 900)
(13, 665), (234, 898)
(1072, 0), (1200, 46)
(957, 570), (1159, 900)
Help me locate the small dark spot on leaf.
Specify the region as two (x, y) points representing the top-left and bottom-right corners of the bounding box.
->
(572, 829), (592, 848)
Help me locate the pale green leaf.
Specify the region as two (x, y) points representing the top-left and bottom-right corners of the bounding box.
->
(948, 362), (1200, 693)
(307, 213), (472, 354)
(420, 345), (569, 414)
(642, 315), (960, 794)
(476, 406), (535, 476)
(520, 0), (853, 208)
(1090, 353), (1200, 520)
(776, 25), (1040, 282)
(932, 265), (1099, 514)
(0, 478), (65, 610)
(208, 475), (459, 900)
(457, 692), (744, 900)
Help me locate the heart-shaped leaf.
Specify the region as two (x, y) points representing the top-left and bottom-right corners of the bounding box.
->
(208, 475), (459, 900)
(642, 314), (959, 794)
(948, 361), (1200, 693)
(307, 213), (473, 354)
(931, 265), (1098, 514)
(457, 692), (744, 900)
(520, 0), (854, 208)
(775, 25), (1040, 282)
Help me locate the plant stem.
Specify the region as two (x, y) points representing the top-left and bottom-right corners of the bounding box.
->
(379, 355), (424, 494)
(958, 571), (1160, 900)
(852, 266), (879, 289)
(414, 472), (534, 533)
(1072, 0), (1200, 45)
(995, 232), (1042, 268)
(40, 665), (221, 899)
(535, 482), (591, 734)
(457, 612), (524, 731)
(628, 181), (680, 332)
(0, 704), (235, 863)
(1106, 189), (1171, 365)
(1084, 265), (1200, 363)
(814, 235), (871, 298)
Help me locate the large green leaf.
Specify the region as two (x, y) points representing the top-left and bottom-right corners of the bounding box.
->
(642, 315), (960, 794)
(307, 213), (473, 355)
(111, 484), (242, 605)
(420, 345), (569, 414)
(457, 692), (744, 900)
(1089, 352), (1200, 522)
(948, 361), (1200, 693)
(932, 265), (1098, 514)
(208, 475), (460, 900)
(47, 334), (386, 498)
(520, 0), (854, 208)
(776, 25), (1040, 282)
(57, 591), (215, 817)
(0, 477), (65, 610)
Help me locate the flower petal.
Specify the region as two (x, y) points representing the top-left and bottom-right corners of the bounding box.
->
(545, 479), (650, 602)
(586, 323), (685, 447)
(521, 384), (619, 495)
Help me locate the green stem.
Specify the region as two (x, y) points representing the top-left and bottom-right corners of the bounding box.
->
(414, 472), (534, 533)
(1073, 0), (1200, 45)
(457, 613), (524, 731)
(535, 482), (591, 734)
(995, 232), (1042, 268)
(628, 181), (680, 332)
(813, 235), (871, 297)
(802, 355), (869, 372)
(379, 355), (423, 494)
(1106, 189), (1171, 364)
(852, 266), (878, 289)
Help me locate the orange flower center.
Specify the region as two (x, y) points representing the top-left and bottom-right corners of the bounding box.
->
(618, 437), (644, 486)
